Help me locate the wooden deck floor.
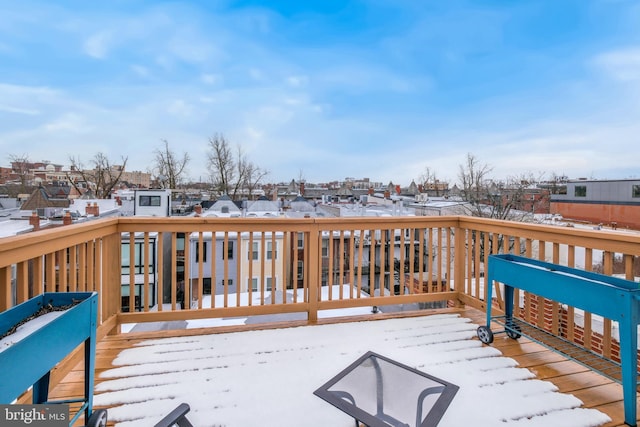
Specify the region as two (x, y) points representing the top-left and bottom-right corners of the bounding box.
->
(47, 306), (638, 427)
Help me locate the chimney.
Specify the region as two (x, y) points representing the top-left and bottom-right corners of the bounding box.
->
(29, 211), (40, 231)
(194, 204), (202, 216)
(368, 187), (374, 196)
(299, 182), (305, 196)
(85, 202), (99, 216)
(384, 190), (390, 199)
(63, 211), (72, 226)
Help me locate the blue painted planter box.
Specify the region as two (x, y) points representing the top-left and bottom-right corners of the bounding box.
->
(0, 292), (98, 424)
(481, 254), (640, 426)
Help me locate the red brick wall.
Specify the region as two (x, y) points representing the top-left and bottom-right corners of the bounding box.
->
(496, 295), (639, 371)
(550, 202), (640, 230)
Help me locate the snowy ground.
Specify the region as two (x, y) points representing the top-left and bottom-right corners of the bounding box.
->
(94, 314), (611, 427)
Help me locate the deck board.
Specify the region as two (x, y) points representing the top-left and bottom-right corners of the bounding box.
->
(46, 306), (636, 427)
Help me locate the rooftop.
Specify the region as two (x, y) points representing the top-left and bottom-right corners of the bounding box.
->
(50, 308), (629, 427)
(1, 214), (638, 427)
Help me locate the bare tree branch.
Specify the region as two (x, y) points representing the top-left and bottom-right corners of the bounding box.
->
(153, 139), (190, 189)
(206, 134), (269, 200)
(7, 153), (31, 193)
(207, 134), (236, 197)
(67, 153), (128, 198)
(458, 153), (494, 217)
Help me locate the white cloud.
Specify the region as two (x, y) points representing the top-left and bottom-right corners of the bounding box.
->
(286, 75), (308, 88)
(0, 83), (58, 100)
(43, 113), (90, 133)
(167, 29), (217, 64)
(166, 99), (194, 117)
(0, 104), (40, 115)
(84, 31), (113, 59)
(201, 73), (220, 85)
(593, 47), (640, 81)
(131, 65), (150, 78)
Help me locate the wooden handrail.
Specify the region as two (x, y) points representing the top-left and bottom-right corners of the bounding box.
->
(0, 215), (638, 363)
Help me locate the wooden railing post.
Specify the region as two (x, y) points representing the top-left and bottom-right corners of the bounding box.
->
(307, 223), (320, 323)
(101, 232), (122, 334)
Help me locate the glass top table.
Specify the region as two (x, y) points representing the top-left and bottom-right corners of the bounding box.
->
(314, 351), (458, 427)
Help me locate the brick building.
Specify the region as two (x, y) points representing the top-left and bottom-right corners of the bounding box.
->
(550, 179), (640, 229)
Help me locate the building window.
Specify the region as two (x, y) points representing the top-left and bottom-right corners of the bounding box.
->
(176, 233), (185, 251)
(202, 278), (212, 294)
(221, 278), (233, 287)
(222, 241), (234, 259)
(633, 185), (640, 198)
(121, 241), (148, 275)
(195, 242), (207, 262)
(266, 241), (277, 260)
(297, 233), (304, 249)
(139, 195), (161, 206)
(574, 185), (587, 197)
(322, 239), (329, 257)
(249, 242), (259, 260)
(250, 277), (274, 291)
(297, 260), (304, 279)
(321, 267), (329, 286)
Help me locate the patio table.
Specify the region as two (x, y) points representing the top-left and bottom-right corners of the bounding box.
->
(314, 351), (458, 427)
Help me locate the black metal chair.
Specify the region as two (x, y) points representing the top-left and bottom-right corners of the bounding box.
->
(154, 403), (194, 427)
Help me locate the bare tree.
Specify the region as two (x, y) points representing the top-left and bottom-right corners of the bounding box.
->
(547, 172), (568, 195)
(243, 157), (269, 199)
(207, 134), (235, 196)
(206, 134), (269, 200)
(418, 166), (447, 196)
(458, 153), (494, 217)
(487, 172), (546, 221)
(153, 139), (190, 189)
(458, 154), (551, 261)
(7, 153), (32, 194)
(67, 153), (127, 198)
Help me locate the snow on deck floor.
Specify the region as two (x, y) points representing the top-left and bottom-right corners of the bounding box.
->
(94, 314), (611, 427)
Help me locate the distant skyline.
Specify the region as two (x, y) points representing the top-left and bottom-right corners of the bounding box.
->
(1, 0), (640, 185)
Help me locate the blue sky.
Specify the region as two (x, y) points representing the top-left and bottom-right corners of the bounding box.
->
(1, 0), (639, 185)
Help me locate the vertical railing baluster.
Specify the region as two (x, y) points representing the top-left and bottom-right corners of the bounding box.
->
(143, 232), (150, 312)
(566, 245), (576, 342)
(156, 232), (164, 312)
(583, 248), (593, 350)
(0, 266), (11, 311)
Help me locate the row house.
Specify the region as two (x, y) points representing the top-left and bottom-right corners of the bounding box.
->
(120, 232), (158, 312)
(187, 231), (284, 301)
(293, 227), (450, 299)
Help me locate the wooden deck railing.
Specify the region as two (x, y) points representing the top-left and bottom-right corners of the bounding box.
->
(1, 215), (639, 363)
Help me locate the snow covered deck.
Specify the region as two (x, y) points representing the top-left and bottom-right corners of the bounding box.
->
(48, 307), (635, 427)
